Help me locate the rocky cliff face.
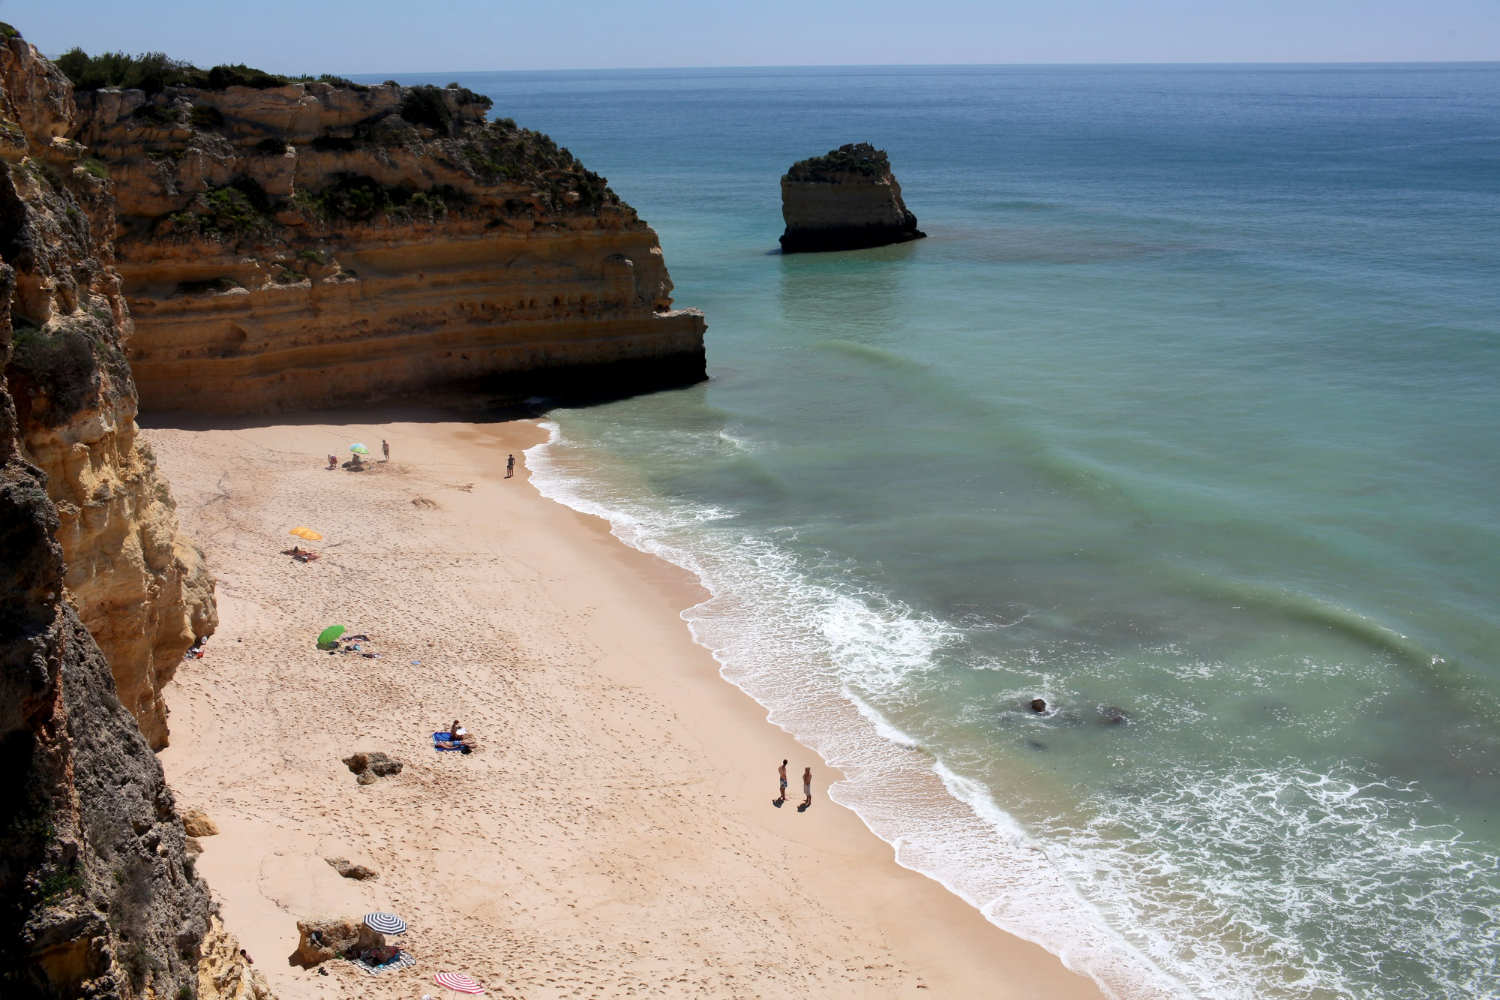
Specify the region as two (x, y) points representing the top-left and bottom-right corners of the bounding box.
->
(0, 30), (261, 1000)
(1, 34), (215, 751)
(70, 77), (706, 414)
(780, 142), (925, 254)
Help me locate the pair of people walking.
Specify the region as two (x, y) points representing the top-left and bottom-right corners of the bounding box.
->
(776, 759), (812, 811)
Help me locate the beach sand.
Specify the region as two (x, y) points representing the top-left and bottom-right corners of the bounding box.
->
(149, 413), (1107, 1000)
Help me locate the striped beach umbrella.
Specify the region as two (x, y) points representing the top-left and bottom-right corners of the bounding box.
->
(434, 972), (484, 994)
(364, 911), (407, 935)
(350, 443), (370, 455)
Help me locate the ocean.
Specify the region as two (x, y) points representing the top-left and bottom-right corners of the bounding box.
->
(379, 64), (1500, 999)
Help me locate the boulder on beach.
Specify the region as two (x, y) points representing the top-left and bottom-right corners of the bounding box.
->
(182, 808), (220, 837)
(779, 142), (926, 253)
(293, 917), (384, 967)
(344, 751), (403, 783)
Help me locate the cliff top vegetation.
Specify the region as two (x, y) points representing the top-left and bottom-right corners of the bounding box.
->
(786, 142), (892, 182)
(54, 47), (494, 109)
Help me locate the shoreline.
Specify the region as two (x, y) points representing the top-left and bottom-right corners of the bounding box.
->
(151, 412), (1108, 999)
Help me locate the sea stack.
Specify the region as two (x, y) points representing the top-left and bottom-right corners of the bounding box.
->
(779, 142), (925, 253)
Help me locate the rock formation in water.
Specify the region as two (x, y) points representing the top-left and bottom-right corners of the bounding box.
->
(0, 27), (263, 998)
(779, 142), (925, 254)
(61, 61), (706, 414)
(1, 33), (216, 751)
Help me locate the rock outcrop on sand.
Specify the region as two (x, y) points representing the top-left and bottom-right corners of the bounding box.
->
(779, 142), (925, 253)
(1, 34), (216, 751)
(65, 69), (706, 414)
(292, 918), (383, 968)
(0, 27), (261, 998)
(343, 750), (402, 784)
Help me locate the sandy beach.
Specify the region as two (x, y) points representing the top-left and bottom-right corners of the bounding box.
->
(148, 412), (1107, 1000)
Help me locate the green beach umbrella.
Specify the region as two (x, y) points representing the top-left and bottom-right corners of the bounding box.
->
(349, 443), (370, 455)
(317, 625), (346, 648)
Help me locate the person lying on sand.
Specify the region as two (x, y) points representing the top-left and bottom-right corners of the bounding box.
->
(437, 720), (475, 752)
(360, 945), (400, 965)
(282, 546), (320, 562)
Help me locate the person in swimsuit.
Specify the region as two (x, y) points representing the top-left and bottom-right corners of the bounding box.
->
(382, 439), (390, 462)
(506, 454), (516, 478)
(801, 767), (812, 809)
(777, 760), (788, 804)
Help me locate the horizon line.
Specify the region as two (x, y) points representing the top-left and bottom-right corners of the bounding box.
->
(40, 54), (1500, 77)
(352, 58), (1500, 77)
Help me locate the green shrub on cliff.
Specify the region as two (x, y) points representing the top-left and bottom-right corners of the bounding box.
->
(399, 85), (453, 135)
(9, 323), (101, 426)
(310, 73), (370, 93)
(445, 81), (494, 110)
(57, 49), (199, 94)
(133, 103), (179, 126)
(188, 104), (224, 130)
(786, 142), (891, 182)
(55, 48), (290, 93)
(167, 177), (273, 239)
(204, 63), (288, 90)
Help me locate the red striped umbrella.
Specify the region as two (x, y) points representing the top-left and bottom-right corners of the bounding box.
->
(434, 972), (484, 994)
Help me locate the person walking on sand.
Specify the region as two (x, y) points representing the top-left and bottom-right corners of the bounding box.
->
(506, 454), (515, 478)
(381, 439), (389, 463)
(776, 759), (788, 804)
(801, 766), (813, 809)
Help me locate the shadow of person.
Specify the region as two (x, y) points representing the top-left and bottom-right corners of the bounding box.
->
(773, 798), (785, 808)
(797, 802), (810, 813)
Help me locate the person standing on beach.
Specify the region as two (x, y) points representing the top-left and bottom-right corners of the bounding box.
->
(777, 760), (788, 804)
(381, 439), (389, 463)
(506, 454), (516, 478)
(801, 766), (813, 809)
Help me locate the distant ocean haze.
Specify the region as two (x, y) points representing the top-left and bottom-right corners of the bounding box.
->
(367, 64), (1500, 1000)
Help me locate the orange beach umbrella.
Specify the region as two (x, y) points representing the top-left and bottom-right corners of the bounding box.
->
(288, 527), (323, 541)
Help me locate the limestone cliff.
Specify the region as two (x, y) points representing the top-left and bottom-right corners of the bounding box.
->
(1, 34), (215, 751)
(66, 69), (706, 414)
(0, 28), (263, 999)
(780, 142), (925, 253)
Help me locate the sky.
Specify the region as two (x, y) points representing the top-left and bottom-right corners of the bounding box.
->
(7, 0), (1498, 72)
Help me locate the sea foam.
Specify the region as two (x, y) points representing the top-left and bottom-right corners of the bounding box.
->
(527, 421), (1182, 1000)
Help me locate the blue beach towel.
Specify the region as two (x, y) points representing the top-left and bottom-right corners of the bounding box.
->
(433, 732), (464, 751)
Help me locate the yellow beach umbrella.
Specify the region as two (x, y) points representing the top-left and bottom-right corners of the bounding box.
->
(288, 527), (323, 541)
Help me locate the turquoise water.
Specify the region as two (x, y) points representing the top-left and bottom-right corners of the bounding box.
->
(390, 65), (1500, 998)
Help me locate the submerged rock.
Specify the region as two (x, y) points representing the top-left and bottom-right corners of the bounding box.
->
(779, 142), (926, 253)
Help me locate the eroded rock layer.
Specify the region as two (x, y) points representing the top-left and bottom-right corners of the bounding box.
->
(1, 35), (215, 751)
(72, 78), (706, 414)
(780, 142), (925, 254)
(0, 30), (261, 999)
